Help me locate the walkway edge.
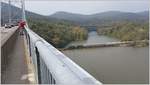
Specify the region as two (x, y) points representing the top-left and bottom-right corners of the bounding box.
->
(23, 35), (37, 84)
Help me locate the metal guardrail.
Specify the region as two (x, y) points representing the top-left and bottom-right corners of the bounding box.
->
(24, 26), (102, 84)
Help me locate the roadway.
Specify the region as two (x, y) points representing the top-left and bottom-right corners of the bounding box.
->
(1, 27), (18, 46)
(1, 27), (29, 84)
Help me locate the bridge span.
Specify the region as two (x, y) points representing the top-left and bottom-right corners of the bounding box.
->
(81, 25), (97, 32)
(1, 25), (102, 84)
(1, 26), (30, 84)
(1, 0), (103, 84)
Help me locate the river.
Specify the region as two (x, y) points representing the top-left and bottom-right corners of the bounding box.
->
(67, 31), (119, 47)
(62, 31), (149, 84)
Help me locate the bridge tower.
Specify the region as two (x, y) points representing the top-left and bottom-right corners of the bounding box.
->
(1, 0), (25, 26)
(8, 0), (11, 24)
(21, 0), (25, 21)
(0, 1), (1, 27)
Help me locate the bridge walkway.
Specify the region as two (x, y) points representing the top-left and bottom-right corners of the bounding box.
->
(1, 34), (29, 84)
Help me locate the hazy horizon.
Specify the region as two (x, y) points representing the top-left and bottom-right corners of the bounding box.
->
(48, 10), (149, 16)
(2, 0), (149, 16)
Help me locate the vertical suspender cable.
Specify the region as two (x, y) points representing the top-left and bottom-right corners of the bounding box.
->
(21, 0), (25, 21)
(0, 0), (1, 27)
(8, 0), (11, 24)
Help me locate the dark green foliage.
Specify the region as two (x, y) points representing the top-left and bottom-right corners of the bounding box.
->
(27, 18), (88, 48)
(98, 22), (149, 41)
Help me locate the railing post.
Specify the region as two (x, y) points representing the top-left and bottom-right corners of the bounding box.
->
(35, 47), (42, 84)
(24, 29), (32, 56)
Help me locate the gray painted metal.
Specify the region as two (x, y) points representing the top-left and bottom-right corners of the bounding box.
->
(0, 1), (1, 27)
(21, 0), (25, 21)
(8, 0), (11, 24)
(25, 27), (102, 84)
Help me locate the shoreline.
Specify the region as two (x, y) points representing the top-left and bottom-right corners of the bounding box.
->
(60, 40), (149, 51)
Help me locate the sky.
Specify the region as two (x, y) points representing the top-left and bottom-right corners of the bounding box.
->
(3, 0), (149, 16)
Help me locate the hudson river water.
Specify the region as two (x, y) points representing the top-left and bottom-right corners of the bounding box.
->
(62, 31), (149, 84)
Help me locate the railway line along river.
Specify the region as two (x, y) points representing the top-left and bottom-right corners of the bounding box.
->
(62, 31), (149, 84)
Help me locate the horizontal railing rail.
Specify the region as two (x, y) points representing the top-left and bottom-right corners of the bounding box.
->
(24, 26), (102, 84)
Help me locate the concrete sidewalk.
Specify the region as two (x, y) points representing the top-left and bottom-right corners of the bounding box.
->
(1, 34), (29, 84)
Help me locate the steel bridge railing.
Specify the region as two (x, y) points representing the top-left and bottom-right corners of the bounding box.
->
(24, 26), (102, 84)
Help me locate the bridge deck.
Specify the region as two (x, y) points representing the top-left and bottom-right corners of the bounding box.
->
(1, 34), (29, 84)
(1, 27), (18, 46)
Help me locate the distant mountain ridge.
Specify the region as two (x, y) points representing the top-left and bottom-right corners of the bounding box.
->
(2, 2), (149, 26)
(49, 11), (149, 25)
(1, 2), (63, 25)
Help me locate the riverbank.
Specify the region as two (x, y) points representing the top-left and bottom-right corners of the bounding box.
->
(61, 31), (148, 50)
(62, 40), (149, 50)
(97, 22), (149, 45)
(61, 30), (149, 83)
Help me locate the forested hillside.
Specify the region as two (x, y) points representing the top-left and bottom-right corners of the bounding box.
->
(28, 19), (87, 48)
(2, 2), (149, 47)
(2, 2), (88, 48)
(98, 22), (149, 42)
